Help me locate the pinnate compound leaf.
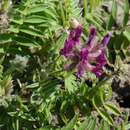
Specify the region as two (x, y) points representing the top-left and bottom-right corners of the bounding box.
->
(92, 96), (114, 125)
(123, 0), (129, 26)
(104, 103), (121, 116)
(13, 36), (40, 47)
(61, 115), (77, 130)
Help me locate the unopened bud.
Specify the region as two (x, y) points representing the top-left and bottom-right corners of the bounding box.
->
(70, 18), (81, 29)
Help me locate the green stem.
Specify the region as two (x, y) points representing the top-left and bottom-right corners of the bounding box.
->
(60, 2), (66, 27)
(83, 0), (87, 17)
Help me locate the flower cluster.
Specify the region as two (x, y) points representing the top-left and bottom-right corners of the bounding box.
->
(60, 23), (112, 78)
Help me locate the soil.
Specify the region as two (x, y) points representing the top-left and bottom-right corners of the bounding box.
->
(112, 74), (130, 117)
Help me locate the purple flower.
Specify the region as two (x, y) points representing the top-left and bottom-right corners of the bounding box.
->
(60, 26), (82, 58)
(60, 25), (112, 78)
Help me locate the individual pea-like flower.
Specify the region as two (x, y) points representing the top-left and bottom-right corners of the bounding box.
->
(60, 25), (82, 58)
(60, 22), (112, 78)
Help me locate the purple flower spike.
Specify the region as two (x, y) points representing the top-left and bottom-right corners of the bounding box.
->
(60, 25), (112, 78)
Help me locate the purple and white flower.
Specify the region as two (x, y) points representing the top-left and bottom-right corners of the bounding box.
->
(60, 23), (112, 78)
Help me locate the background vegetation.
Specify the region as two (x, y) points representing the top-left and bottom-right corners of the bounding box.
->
(0, 0), (130, 129)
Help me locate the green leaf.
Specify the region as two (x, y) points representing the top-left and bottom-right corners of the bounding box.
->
(111, 0), (117, 19)
(78, 116), (96, 130)
(0, 75), (12, 96)
(61, 115), (77, 130)
(1, 0), (10, 11)
(13, 36), (40, 47)
(123, 28), (130, 42)
(26, 82), (39, 89)
(100, 81), (112, 101)
(89, 0), (102, 12)
(65, 74), (77, 93)
(54, 33), (67, 53)
(20, 28), (43, 37)
(99, 109), (113, 126)
(39, 128), (50, 130)
(39, 78), (60, 98)
(10, 18), (23, 25)
(107, 0), (117, 29)
(125, 123), (130, 130)
(113, 33), (124, 50)
(123, 0), (129, 26)
(9, 25), (19, 33)
(78, 117), (89, 130)
(39, 126), (59, 130)
(88, 118), (96, 130)
(7, 112), (18, 117)
(0, 34), (12, 43)
(41, 8), (57, 20)
(60, 100), (68, 112)
(92, 96), (114, 125)
(98, 120), (104, 130)
(25, 16), (46, 23)
(103, 121), (110, 130)
(121, 122), (125, 130)
(26, 5), (46, 14)
(104, 103), (121, 116)
(99, 120), (111, 130)
(0, 49), (4, 54)
(87, 14), (104, 31)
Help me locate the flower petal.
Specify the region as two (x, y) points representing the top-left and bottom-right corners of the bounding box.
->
(77, 64), (85, 78)
(60, 39), (74, 57)
(92, 65), (103, 77)
(77, 60), (95, 77)
(101, 32), (112, 45)
(87, 27), (96, 45)
(80, 48), (89, 60)
(69, 26), (82, 43)
(97, 52), (107, 66)
(88, 49), (102, 59)
(60, 26), (82, 58)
